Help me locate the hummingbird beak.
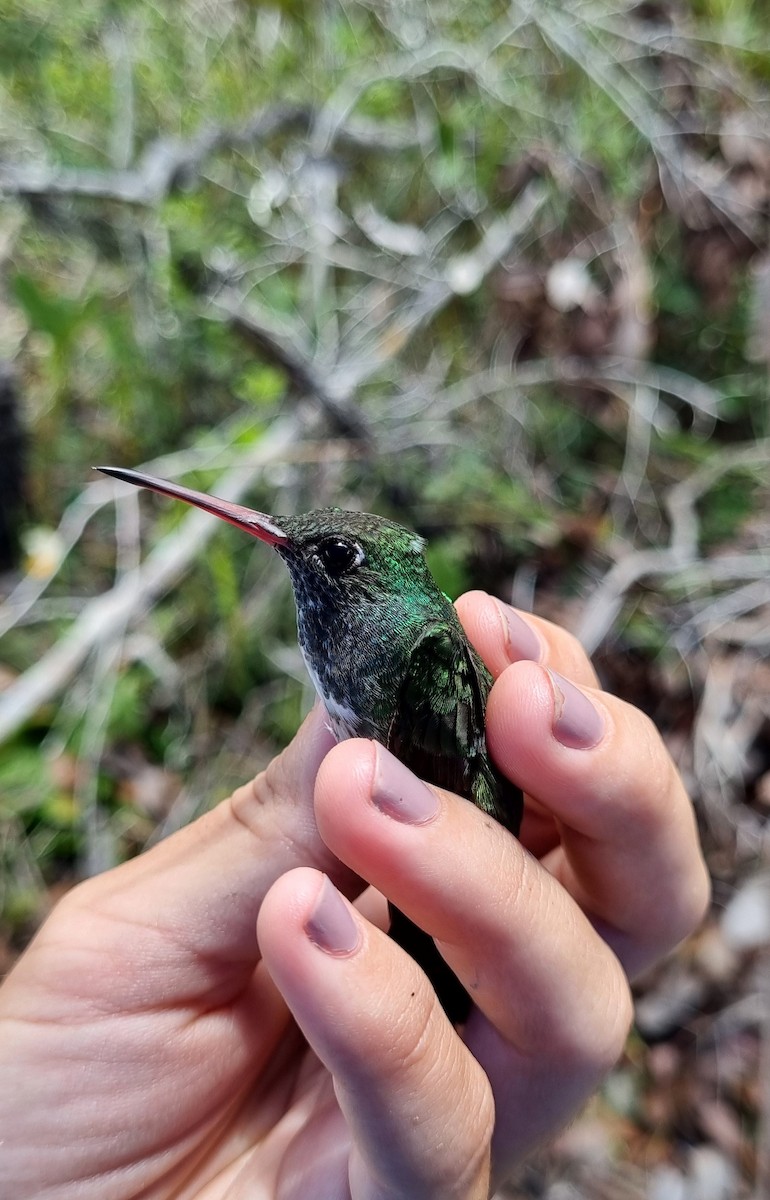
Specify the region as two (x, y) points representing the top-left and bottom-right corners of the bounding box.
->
(95, 466), (290, 546)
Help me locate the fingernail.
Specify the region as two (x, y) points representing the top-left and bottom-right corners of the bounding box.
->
(547, 669), (605, 750)
(305, 875), (361, 956)
(495, 600), (543, 663)
(371, 743), (439, 824)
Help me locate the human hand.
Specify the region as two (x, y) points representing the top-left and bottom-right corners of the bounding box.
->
(0, 592), (709, 1198)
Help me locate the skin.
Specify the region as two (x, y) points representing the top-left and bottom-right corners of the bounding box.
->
(0, 592), (710, 1200)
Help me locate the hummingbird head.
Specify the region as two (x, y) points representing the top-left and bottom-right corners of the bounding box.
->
(272, 507), (435, 611)
(96, 466), (457, 739)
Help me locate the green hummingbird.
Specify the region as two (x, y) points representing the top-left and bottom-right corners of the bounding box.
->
(96, 466), (523, 1021)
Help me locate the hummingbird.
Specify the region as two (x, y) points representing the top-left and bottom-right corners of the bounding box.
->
(96, 466), (523, 1021)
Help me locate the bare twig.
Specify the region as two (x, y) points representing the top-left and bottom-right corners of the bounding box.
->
(686, 580), (770, 641)
(0, 414), (264, 638)
(577, 439), (770, 652)
(103, 20), (135, 172)
(0, 105), (310, 206)
(0, 101), (422, 210)
(424, 358), (724, 423)
(207, 290), (372, 440)
(525, 2), (763, 237)
(329, 182), (548, 399)
(209, 181), (547, 434)
(75, 482), (142, 877)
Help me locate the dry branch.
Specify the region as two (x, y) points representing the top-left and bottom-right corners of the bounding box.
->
(528, 3), (763, 237)
(0, 103), (418, 209)
(577, 439), (770, 653)
(207, 290), (373, 440)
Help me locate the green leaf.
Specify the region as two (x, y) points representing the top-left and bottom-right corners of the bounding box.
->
(12, 273), (84, 346)
(234, 364), (286, 407)
(0, 745), (56, 816)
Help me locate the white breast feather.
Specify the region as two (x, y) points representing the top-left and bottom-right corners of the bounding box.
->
(301, 647), (360, 741)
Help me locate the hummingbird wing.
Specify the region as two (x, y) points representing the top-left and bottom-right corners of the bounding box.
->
(387, 623), (522, 836)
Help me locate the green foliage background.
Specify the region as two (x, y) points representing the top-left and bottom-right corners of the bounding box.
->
(1, 2), (769, 1188)
(1, 0), (765, 898)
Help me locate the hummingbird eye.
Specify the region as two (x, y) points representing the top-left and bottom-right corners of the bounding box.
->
(315, 537), (364, 577)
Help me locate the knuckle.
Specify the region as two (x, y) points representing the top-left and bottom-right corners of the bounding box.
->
(449, 1117), (493, 1197)
(564, 963), (633, 1077)
(526, 940), (633, 1077)
(592, 965), (635, 1071)
(656, 858), (712, 953)
(364, 979), (494, 1188)
(434, 1064), (494, 1191)
(227, 775), (283, 847)
(230, 750), (312, 848)
(688, 863), (712, 931)
(376, 975), (494, 1106)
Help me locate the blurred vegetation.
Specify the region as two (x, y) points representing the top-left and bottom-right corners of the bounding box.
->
(1, 0), (770, 1193)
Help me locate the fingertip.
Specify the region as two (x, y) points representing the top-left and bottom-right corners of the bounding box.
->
(486, 661), (607, 786)
(257, 865), (494, 1196)
(456, 590), (510, 677)
(304, 875), (362, 957)
(314, 738), (378, 829)
(488, 660), (609, 750)
(486, 660), (554, 750)
(454, 589), (490, 621)
(257, 866), (325, 955)
(457, 591), (543, 676)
